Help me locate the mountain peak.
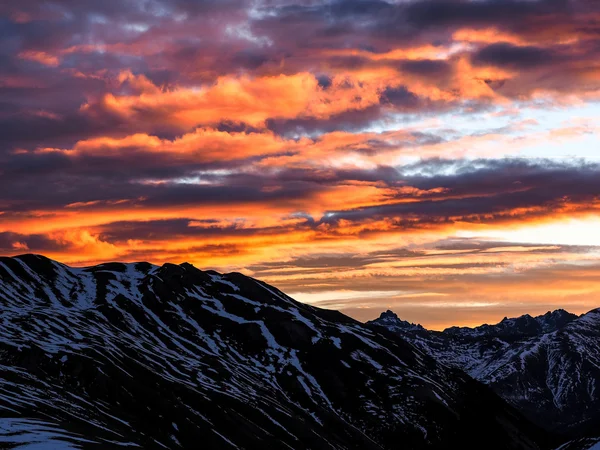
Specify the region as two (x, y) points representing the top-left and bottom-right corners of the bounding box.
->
(379, 309), (398, 320)
(370, 310), (424, 331)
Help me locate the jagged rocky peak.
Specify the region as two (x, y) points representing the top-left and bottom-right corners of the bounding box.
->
(494, 309), (579, 335)
(496, 313), (543, 335)
(442, 308), (578, 339)
(538, 308), (579, 331)
(377, 309), (401, 322)
(372, 309), (424, 331)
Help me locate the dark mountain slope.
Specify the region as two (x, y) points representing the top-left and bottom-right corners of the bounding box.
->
(0, 254), (549, 449)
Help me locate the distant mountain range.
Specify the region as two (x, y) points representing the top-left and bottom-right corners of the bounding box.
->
(0, 254), (597, 449)
(370, 308), (600, 440)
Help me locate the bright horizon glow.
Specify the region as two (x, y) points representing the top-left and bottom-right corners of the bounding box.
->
(458, 217), (600, 248)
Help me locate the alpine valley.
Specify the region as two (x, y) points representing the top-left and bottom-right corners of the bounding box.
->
(0, 254), (597, 449)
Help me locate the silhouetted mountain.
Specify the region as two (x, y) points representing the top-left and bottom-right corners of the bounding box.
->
(0, 254), (550, 449)
(374, 310), (425, 332)
(444, 309), (578, 341)
(371, 307), (600, 437)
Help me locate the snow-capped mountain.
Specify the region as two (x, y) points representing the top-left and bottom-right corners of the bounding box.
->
(370, 308), (600, 436)
(0, 255), (549, 449)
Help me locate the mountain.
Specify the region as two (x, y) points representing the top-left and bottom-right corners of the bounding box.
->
(370, 308), (600, 437)
(0, 254), (550, 449)
(375, 310), (425, 332)
(443, 310), (579, 341)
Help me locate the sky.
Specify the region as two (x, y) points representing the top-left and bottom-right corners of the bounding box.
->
(1, 0), (600, 329)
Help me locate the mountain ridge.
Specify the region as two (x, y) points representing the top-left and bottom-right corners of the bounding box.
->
(0, 254), (553, 449)
(370, 306), (600, 438)
(374, 308), (580, 336)
(442, 308), (580, 337)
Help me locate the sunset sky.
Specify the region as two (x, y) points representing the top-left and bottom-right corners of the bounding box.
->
(2, 0), (600, 329)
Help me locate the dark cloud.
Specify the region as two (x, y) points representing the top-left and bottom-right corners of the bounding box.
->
(214, 121), (264, 134)
(265, 105), (384, 136)
(230, 49), (271, 70)
(94, 217), (315, 244)
(472, 43), (560, 69)
(321, 158), (600, 228)
(316, 75), (333, 89)
(380, 86), (421, 108)
(0, 150), (331, 211)
(248, 247), (423, 273)
(404, 0), (569, 31)
(0, 112), (121, 151)
(2, 153), (599, 230)
(0, 232), (70, 253)
(399, 59), (452, 77)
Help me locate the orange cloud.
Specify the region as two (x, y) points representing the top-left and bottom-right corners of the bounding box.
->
(18, 50), (60, 67)
(45, 128), (300, 163)
(83, 71), (389, 130)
